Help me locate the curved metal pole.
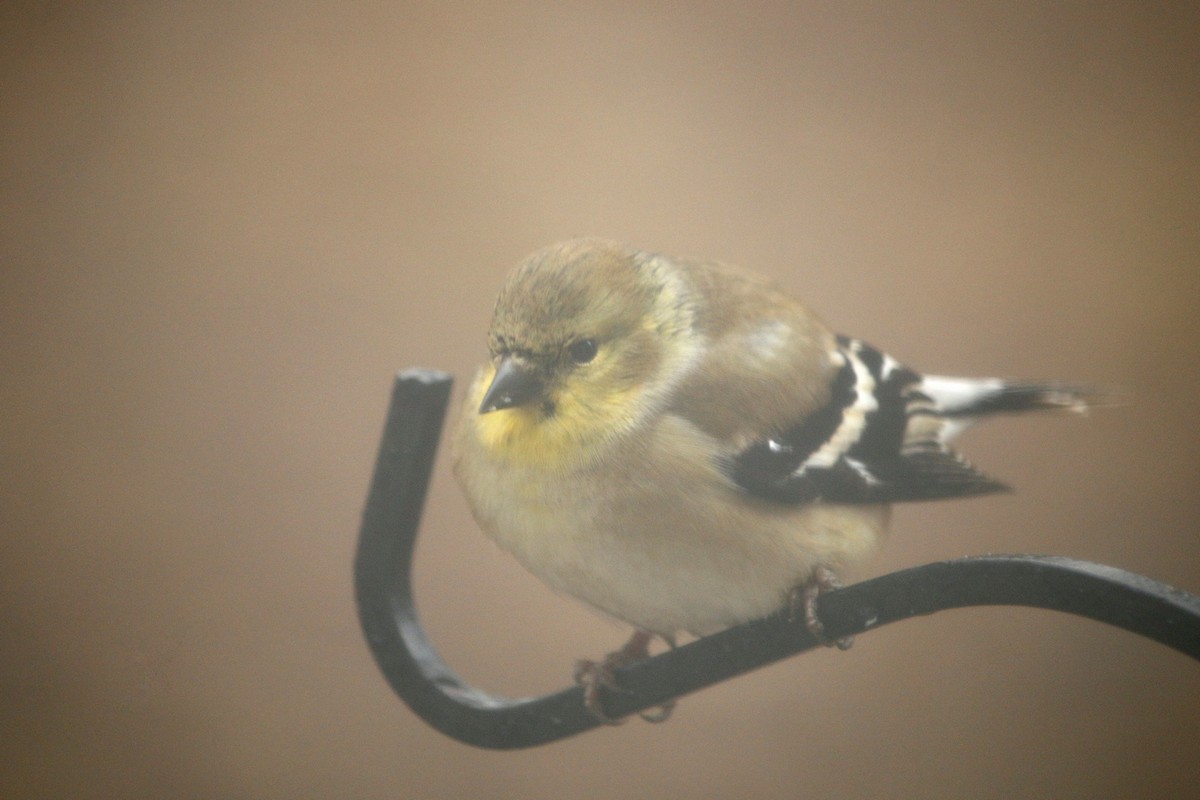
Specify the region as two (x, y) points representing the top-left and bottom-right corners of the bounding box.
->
(355, 370), (1200, 750)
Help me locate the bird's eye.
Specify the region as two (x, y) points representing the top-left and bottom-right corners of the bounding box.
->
(567, 338), (598, 364)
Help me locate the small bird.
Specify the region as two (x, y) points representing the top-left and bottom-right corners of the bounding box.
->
(453, 237), (1099, 723)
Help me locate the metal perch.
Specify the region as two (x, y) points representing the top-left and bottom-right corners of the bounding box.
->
(354, 369), (1200, 750)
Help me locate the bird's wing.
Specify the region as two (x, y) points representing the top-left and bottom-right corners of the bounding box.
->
(726, 336), (1008, 505)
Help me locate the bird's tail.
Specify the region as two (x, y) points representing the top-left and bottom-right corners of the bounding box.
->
(914, 376), (1116, 443)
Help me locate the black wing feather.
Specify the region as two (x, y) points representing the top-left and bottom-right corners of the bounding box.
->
(727, 337), (1007, 505)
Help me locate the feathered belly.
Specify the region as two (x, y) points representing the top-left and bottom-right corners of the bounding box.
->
(456, 404), (889, 636)
(478, 465), (888, 636)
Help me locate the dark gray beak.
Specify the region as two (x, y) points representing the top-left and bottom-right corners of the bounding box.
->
(478, 356), (544, 414)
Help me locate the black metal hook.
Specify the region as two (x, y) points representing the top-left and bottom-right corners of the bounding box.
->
(355, 370), (1200, 750)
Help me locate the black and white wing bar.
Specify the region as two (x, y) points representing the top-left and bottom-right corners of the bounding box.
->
(729, 336), (1095, 505)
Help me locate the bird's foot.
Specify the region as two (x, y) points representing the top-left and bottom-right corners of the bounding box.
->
(574, 630), (677, 724)
(789, 566), (854, 650)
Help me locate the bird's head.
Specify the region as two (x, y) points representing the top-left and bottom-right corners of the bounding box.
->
(468, 238), (698, 465)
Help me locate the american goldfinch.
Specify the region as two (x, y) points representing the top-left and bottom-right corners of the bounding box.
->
(453, 237), (1098, 722)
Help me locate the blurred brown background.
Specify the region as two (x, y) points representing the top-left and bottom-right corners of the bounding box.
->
(3, 3), (1198, 798)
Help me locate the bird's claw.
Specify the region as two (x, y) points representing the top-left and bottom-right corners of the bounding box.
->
(636, 698), (676, 723)
(790, 566), (855, 650)
(574, 630), (677, 724)
(573, 656), (628, 725)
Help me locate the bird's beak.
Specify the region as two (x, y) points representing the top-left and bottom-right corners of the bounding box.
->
(479, 356), (544, 414)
